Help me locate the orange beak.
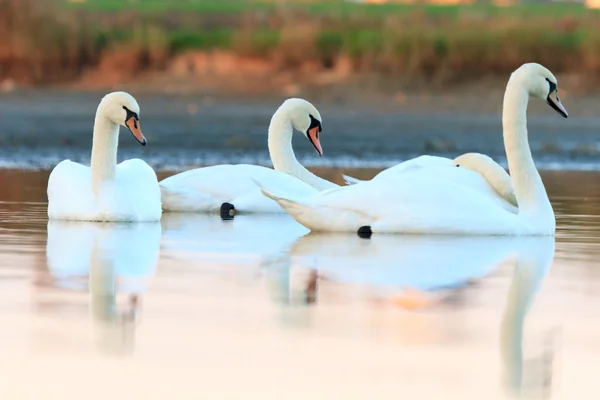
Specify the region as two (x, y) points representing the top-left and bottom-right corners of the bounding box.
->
(126, 116), (147, 146)
(307, 126), (322, 156)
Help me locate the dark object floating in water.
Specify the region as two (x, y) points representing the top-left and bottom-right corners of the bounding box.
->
(357, 225), (372, 238)
(220, 202), (235, 220)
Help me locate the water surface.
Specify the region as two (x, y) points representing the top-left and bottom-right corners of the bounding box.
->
(0, 169), (599, 399)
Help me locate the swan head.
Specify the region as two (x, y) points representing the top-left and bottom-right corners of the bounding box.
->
(281, 98), (323, 156)
(98, 91), (147, 145)
(452, 153), (517, 206)
(452, 152), (497, 169)
(512, 63), (568, 119)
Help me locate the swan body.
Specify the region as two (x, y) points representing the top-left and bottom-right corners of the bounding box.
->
(47, 92), (161, 222)
(159, 98), (337, 214)
(257, 63), (568, 235)
(160, 164), (322, 214)
(343, 153), (517, 208)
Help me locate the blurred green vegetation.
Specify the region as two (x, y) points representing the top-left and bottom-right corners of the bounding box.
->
(68, 0), (590, 16)
(3, 0), (600, 84)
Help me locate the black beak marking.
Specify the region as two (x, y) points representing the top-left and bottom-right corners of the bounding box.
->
(306, 114), (322, 153)
(123, 105), (139, 123)
(545, 78), (568, 119)
(307, 114), (322, 134)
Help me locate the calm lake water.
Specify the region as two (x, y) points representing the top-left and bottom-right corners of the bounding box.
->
(0, 168), (599, 399)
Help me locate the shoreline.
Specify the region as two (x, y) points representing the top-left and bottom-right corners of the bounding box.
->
(1, 87), (599, 173)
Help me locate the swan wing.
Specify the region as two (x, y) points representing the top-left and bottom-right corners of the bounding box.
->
(342, 155), (452, 185)
(114, 158), (162, 221)
(47, 160), (96, 220)
(372, 164), (517, 213)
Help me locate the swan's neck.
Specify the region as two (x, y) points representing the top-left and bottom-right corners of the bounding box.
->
(268, 113), (336, 191)
(91, 116), (119, 196)
(502, 82), (552, 217)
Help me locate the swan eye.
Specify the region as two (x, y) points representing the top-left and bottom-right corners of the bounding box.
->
(455, 164), (460, 167)
(123, 105), (140, 123)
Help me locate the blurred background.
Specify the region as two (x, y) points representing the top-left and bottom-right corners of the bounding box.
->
(1, 0), (599, 175)
(5, 0), (600, 88)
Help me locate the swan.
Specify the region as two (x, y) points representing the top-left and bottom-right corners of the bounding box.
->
(159, 98), (337, 216)
(255, 63), (568, 235)
(47, 92), (161, 222)
(343, 152), (517, 208)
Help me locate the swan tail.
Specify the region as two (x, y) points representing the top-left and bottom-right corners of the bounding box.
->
(253, 178), (369, 232)
(341, 174), (364, 185)
(252, 178), (307, 207)
(252, 178), (326, 221)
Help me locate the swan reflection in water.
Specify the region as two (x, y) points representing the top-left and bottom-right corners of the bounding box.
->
(46, 220), (161, 354)
(271, 233), (557, 396)
(160, 213), (307, 270)
(270, 233), (523, 307)
(500, 237), (557, 398)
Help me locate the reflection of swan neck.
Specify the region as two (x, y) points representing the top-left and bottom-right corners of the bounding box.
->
(500, 239), (555, 395)
(502, 79), (551, 217)
(500, 271), (527, 392)
(268, 106), (332, 191)
(91, 111), (119, 196)
(89, 235), (116, 321)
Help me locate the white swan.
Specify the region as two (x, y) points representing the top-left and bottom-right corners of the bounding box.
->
(343, 152), (517, 208)
(159, 98), (337, 216)
(256, 63), (568, 235)
(47, 92), (161, 222)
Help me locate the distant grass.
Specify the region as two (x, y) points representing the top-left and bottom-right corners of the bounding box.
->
(4, 0), (600, 84)
(67, 0), (592, 17)
(65, 0), (276, 14)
